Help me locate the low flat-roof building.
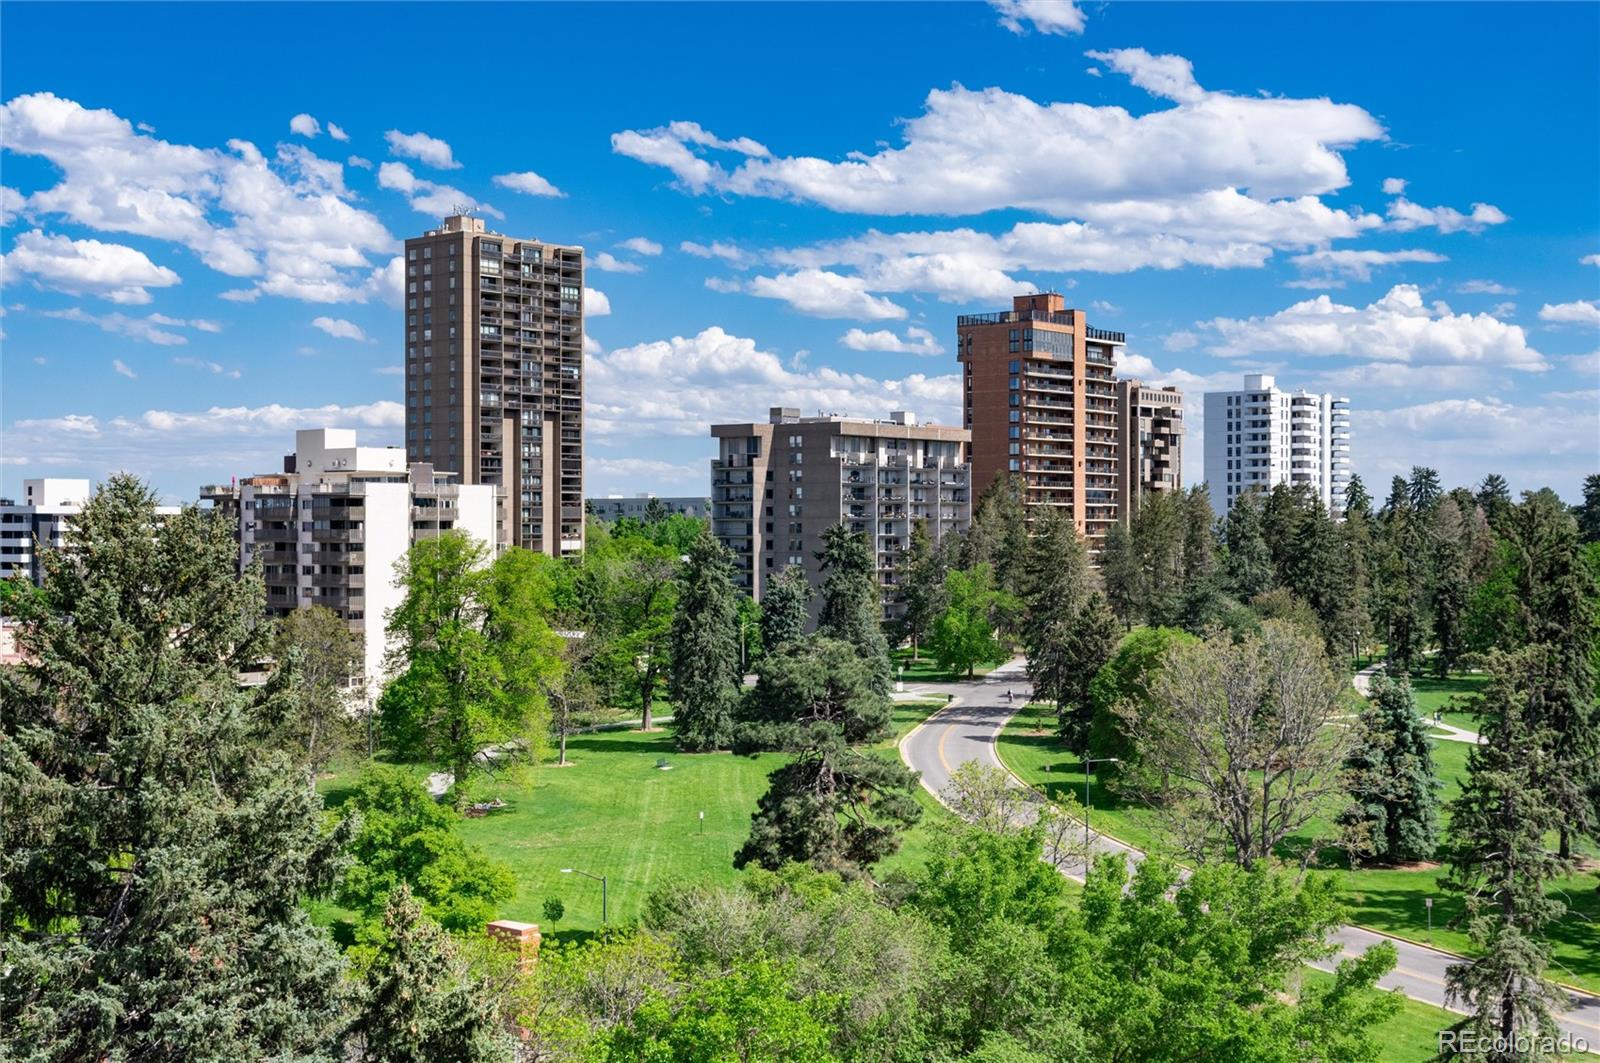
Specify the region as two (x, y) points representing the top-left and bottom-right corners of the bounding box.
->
(586, 494), (711, 522)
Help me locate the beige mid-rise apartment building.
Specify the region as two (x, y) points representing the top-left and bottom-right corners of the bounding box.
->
(403, 214), (584, 557)
(1116, 380), (1184, 517)
(710, 409), (970, 620)
(958, 292), (1125, 548)
(202, 429), (499, 688)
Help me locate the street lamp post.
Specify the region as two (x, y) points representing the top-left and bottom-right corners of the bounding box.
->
(1082, 756), (1120, 847)
(560, 868), (608, 925)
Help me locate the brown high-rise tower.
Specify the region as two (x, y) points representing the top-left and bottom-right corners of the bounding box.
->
(957, 293), (1124, 548)
(403, 214), (585, 555)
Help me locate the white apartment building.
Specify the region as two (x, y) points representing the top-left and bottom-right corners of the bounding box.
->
(1204, 375), (1351, 517)
(203, 429), (499, 689)
(0, 478), (91, 584)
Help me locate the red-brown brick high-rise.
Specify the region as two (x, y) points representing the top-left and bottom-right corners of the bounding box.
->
(957, 293), (1124, 548)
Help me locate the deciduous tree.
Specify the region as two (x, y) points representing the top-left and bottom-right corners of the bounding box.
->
(928, 564), (1005, 678)
(1130, 621), (1355, 867)
(381, 535), (560, 795)
(268, 603), (364, 790)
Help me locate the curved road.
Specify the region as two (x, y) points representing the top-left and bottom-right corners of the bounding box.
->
(898, 660), (1600, 1049)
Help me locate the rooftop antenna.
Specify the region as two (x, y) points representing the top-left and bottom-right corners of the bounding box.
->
(450, 201), (476, 219)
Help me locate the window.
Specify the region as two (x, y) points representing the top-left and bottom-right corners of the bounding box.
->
(1008, 411), (1020, 423)
(1008, 359), (1020, 373)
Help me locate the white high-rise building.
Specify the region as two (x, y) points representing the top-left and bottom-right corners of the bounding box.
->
(202, 429), (500, 689)
(1204, 374), (1351, 517)
(0, 478), (92, 584)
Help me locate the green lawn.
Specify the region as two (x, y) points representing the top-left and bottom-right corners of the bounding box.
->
(1409, 672), (1488, 732)
(1298, 969), (1460, 1062)
(995, 715), (1600, 994)
(891, 646), (1006, 683)
(317, 700), (952, 941)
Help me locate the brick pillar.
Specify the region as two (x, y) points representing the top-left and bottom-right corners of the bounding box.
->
(486, 919), (541, 972)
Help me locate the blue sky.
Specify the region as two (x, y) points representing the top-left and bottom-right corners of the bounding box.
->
(2, 1), (1597, 505)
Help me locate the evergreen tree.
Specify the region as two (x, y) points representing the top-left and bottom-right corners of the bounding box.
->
(1498, 490), (1600, 857)
(1376, 482), (1429, 673)
(1019, 507), (1092, 718)
(1098, 519), (1142, 626)
(0, 476), (350, 1058)
(734, 636), (919, 876)
(759, 564), (810, 650)
(1476, 473), (1512, 528)
(1439, 647), (1574, 1048)
(1407, 466), (1443, 513)
(644, 495), (669, 525)
(353, 885), (515, 1062)
(1340, 671), (1440, 864)
(963, 474), (1030, 600)
(816, 522), (892, 692)
(1224, 490), (1275, 600)
(1043, 593), (1120, 745)
(1260, 483), (1312, 582)
(1578, 473), (1600, 544)
(1429, 497), (1472, 678)
(669, 532), (743, 752)
(895, 519), (946, 660)
(1344, 472), (1373, 521)
(1176, 486), (1226, 631)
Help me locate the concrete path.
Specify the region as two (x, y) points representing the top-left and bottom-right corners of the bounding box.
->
(897, 664), (1600, 1049)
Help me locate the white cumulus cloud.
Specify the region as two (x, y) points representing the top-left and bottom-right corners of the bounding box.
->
(0, 229), (180, 304)
(112, 359), (136, 379)
(588, 251), (642, 274)
(1539, 299), (1600, 326)
(0, 93), (397, 305)
(492, 170), (564, 197)
(745, 269), (908, 320)
(618, 236), (663, 256)
(1287, 248), (1446, 284)
(384, 129), (460, 169)
(1195, 284), (1546, 372)
(310, 315), (370, 341)
(584, 288), (611, 316)
(289, 113), (321, 138)
(840, 326), (946, 356)
(586, 325), (959, 441)
(990, 0), (1086, 35)
(1386, 196), (1508, 234)
(378, 161), (502, 220)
